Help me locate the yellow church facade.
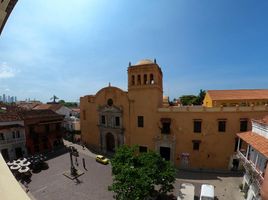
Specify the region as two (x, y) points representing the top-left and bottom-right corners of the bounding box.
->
(80, 59), (268, 170)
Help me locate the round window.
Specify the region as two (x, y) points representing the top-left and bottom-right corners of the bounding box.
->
(107, 98), (113, 106)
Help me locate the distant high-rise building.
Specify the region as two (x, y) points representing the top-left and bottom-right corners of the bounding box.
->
(3, 94), (6, 103)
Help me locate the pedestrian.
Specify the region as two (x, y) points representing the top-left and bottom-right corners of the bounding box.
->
(82, 144), (85, 150)
(82, 158), (87, 170)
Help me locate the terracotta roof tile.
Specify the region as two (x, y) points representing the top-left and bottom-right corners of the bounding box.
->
(33, 103), (63, 112)
(0, 113), (21, 122)
(207, 89), (268, 101)
(19, 109), (64, 119)
(237, 131), (268, 157)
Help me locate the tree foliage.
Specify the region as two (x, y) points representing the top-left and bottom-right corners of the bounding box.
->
(179, 95), (197, 106)
(108, 145), (176, 200)
(179, 89), (206, 106)
(58, 100), (78, 108)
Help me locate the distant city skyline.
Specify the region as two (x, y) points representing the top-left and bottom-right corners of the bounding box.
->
(0, 93), (17, 103)
(1, 0), (268, 102)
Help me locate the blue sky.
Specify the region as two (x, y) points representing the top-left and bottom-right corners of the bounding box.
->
(1, 0), (268, 102)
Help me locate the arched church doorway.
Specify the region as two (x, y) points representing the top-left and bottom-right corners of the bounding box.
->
(106, 132), (115, 152)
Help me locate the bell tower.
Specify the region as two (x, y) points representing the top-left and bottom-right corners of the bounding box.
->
(127, 59), (163, 108)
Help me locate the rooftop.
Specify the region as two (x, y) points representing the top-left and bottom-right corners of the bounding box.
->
(207, 89), (268, 101)
(33, 103), (63, 112)
(19, 109), (64, 119)
(237, 131), (268, 158)
(135, 59), (155, 65)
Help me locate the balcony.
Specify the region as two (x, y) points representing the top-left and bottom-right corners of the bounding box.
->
(237, 150), (264, 187)
(0, 137), (25, 145)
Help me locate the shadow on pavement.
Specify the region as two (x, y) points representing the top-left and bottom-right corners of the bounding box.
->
(44, 146), (69, 160)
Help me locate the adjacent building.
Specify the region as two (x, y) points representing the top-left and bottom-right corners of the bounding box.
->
(80, 59), (268, 170)
(20, 109), (65, 155)
(237, 116), (268, 200)
(203, 89), (268, 107)
(33, 103), (72, 129)
(0, 111), (27, 161)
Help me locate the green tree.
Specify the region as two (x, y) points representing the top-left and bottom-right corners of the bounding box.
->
(179, 95), (197, 105)
(193, 89), (206, 105)
(179, 89), (206, 106)
(108, 145), (176, 200)
(58, 100), (65, 104)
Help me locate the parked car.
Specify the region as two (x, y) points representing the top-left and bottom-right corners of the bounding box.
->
(177, 183), (195, 200)
(95, 155), (109, 165)
(200, 184), (214, 200)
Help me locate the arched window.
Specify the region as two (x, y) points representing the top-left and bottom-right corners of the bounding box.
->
(150, 74), (154, 84)
(143, 74), (147, 84)
(107, 98), (113, 106)
(131, 75), (135, 85)
(137, 75), (141, 85)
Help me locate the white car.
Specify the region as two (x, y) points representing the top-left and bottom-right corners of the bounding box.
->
(200, 184), (214, 200)
(177, 183), (195, 200)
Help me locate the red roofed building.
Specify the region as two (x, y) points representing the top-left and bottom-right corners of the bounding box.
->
(33, 103), (73, 130)
(203, 89), (268, 107)
(20, 109), (65, 155)
(0, 108), (26, 161)
(237, 116), (268, 200)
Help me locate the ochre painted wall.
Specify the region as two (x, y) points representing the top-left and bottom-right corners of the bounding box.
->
(80, 61), (268, 170)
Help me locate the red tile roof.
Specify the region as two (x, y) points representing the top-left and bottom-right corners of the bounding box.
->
(19, 109), (64, 119)
(0, 104), (24, 122)
(207, 89), (268, 101)
(237, 131), (268, 157)
(0, 113), (21, 122)
(33, 103), (63, 112)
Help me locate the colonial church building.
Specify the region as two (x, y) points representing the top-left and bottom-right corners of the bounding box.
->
(80, 59), (268, 170)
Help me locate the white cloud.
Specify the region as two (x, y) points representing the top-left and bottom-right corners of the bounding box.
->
(0, 62), (17, 78)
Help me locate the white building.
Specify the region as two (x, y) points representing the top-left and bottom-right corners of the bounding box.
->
(237, 116), (268, 200)
(65, 116), (80, 132)
(0, 112), (27, 161)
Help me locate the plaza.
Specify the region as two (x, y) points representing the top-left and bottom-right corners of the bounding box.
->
(25, 141), (244, 200)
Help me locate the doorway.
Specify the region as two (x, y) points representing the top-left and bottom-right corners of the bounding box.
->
(15, 147), (23, 159)
(1, 149), (9, 161)
(160, 146), (171, 161)
(106, 132), (115, 152)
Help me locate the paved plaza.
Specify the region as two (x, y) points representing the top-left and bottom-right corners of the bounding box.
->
(25, 142), (244, 200)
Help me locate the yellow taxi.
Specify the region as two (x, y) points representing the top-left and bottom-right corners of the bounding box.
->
(96, 155), (109, 165)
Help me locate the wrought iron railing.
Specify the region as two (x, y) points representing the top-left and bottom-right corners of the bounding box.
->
(237, 151), (264, 187)
(0, 137), (25, 145)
